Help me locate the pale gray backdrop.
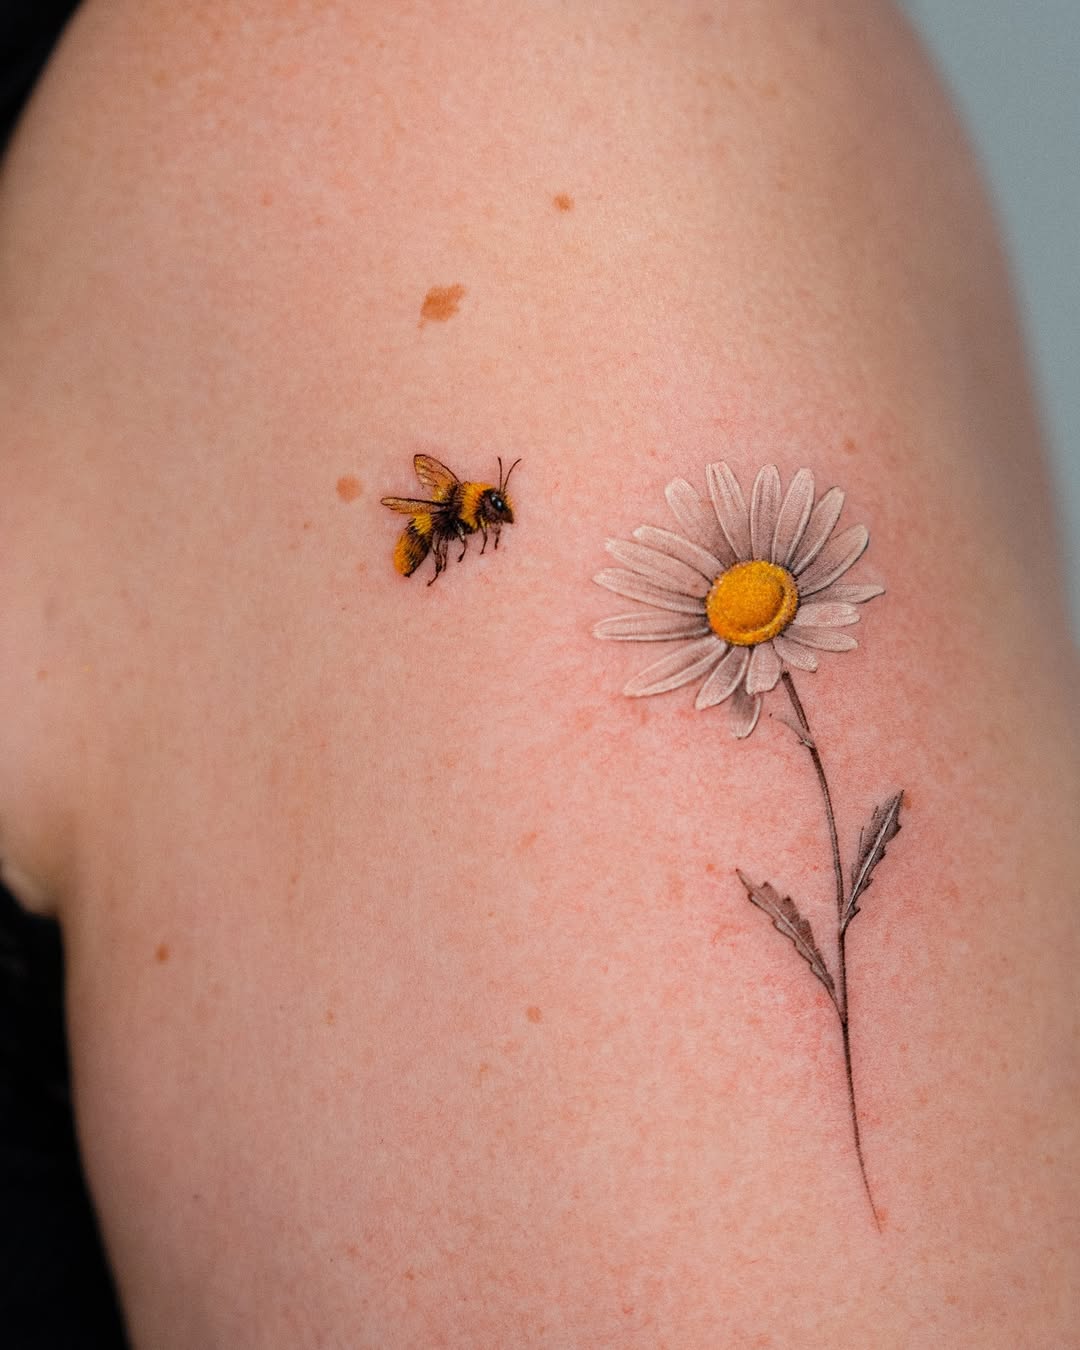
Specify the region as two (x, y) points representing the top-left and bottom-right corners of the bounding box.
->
(899, 0), (1080, 632)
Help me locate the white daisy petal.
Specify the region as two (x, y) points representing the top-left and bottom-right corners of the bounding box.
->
(771, 467), (815, 566)
(790, 487), (845, 573)
(750, 464), (782, 561)
(594, 569), (705, 614)
(772, 635), (819, 671)
(784, 626), (859, 652)
(811, 581), (884, 605)
(729, 685), (762, 739)
(745, 640), (783, 695)
(796, 525), (869, 595)
(695, 645), (749, 709)
(792, 601), (861, 628)
(632, 525), (725, 581)
(594, 613), (712, 642)
(664, 478), (735, 564)
(604, 539), (711, 597)
(624, 636), (726, 697)
(706, 462), (751, 561)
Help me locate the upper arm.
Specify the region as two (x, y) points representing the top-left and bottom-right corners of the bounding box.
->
(1, 1), (1077, 1345)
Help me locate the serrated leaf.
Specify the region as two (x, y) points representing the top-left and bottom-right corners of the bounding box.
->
(843, 791), (904, 932)
(737, 870), (837, 1006)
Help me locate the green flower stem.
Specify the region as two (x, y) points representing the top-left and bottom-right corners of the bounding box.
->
(780, 672), (881, 1231)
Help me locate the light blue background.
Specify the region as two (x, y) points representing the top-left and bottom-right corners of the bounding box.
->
(899, 1), (1080, 633)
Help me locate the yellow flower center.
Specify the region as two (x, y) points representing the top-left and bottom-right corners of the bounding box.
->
(705, 560), (799, 646)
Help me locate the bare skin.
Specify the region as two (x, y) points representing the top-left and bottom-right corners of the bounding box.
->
(1, 2), (1077, 1345)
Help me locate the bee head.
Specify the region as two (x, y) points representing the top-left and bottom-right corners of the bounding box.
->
(483, 457), (521, 524)
(482, 488), (514, 523)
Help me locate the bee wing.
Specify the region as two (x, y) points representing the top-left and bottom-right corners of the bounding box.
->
(413, 454), (460, 500)
(381, 495), (441, 514)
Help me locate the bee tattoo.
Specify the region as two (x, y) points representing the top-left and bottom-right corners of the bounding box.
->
(381, 454), (521, 584)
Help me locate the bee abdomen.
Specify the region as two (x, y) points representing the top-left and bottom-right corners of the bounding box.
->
(394, 519), (432, 576)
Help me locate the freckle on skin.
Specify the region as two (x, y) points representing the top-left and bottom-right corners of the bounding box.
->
(324, 1009), (336, 1026)
(517, 830), (538, 853)
(553, 192), (574, 211)
(155, 943), (170, 963)
(574, 707), (597, 733)
(843, 436), (858, 454)
(419, 283), (466, 326)
(526, 1005), (542, 1023)
(336, 475), (362, 502)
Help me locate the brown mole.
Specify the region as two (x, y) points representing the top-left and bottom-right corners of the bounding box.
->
(336, 475), (362, 502)
(419, 283), (466, 326)
(553, 192), (574, 211)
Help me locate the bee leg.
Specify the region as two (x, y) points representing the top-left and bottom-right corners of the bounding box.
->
(428, 535), (448, 584)
(493, 524), (502, 551)
(457, 527), (468, 563)
(479, 524), (488, 556)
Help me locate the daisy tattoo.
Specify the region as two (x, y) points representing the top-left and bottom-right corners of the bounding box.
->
(594, 462), (904, 1227)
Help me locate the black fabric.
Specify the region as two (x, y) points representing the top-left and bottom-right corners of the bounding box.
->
(0, 888), (128, 1348)
(0, 0), (82, 153)
(2, 4), (130, 1345)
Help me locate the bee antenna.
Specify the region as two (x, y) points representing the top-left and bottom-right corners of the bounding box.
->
(500, 456), (522, 492)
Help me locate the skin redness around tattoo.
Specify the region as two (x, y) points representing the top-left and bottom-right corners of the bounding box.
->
(381, 454), (521, 584)
(594, 462), (904, 1227)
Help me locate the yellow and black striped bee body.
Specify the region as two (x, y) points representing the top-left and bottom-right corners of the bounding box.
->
(381, 455), (520, 584)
